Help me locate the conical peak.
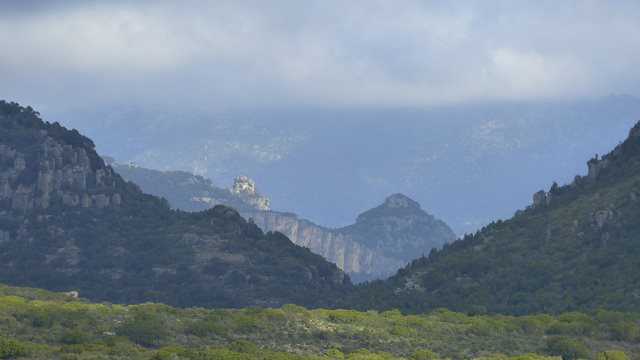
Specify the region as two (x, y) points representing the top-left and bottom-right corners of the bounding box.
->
(383, 193), (420, 209)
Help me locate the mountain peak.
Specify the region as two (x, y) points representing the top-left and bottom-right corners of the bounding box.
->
(355, 193), (431, 224)
(383, 193), (420, 209)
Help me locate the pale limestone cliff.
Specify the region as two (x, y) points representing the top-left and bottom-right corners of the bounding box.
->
(0, 139), (121, 211)
(243, 194), (457, 282)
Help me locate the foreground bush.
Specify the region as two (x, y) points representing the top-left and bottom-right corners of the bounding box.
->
(0, 337), (27, 359)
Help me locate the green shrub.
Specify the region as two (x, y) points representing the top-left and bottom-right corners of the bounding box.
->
(200, 347), (255, 360)
(596, 350), (630, 360)
(151, 346), (198, 360)
(0, 337), (27, 359)
(344, 348), (387, 360)
(546, 336), (589, 360)
(325, 348), (346, 359)
(608, 322), (636, 342)
(410, 348), (437, 360)
(511, 354), (552, 360)
(328, 310), (362, 324)
(185, 320), (226, 338)
(115, 313), (168, 347)
(468, 305), (488, 316)
(228, 340), (257, 354)
(60, 328), (90, 344)
(389, 325), (410, 337)
(232, 314), (258, 333)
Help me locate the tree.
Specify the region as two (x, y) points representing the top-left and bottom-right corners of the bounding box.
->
(115, 313), (168, 347)
(546, 336), (589, 360)
(410, 348), (437, 360)
(0, 338), (27, 359)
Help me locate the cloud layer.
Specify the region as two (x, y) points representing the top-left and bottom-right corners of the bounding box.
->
(1, 1), (639, 111)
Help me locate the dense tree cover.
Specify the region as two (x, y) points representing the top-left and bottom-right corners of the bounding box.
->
(0, 100), (350, 309)
(347, 121), (640, 315)
(4, 100), (640, 359)
(0, 284), (637, 359)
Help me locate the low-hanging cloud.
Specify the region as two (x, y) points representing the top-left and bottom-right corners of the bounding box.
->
(1, 0), (639, 112)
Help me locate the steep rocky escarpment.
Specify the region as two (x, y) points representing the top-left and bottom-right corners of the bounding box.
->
(245, 194), (457, 282)
(1, 130), (121, 212)
(0, 101), (350, 308)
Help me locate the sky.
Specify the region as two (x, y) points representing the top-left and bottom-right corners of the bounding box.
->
(2, 1), (640, 234)
(1, 1), (640, 112)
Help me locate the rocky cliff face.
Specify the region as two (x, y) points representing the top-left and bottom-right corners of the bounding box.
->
(245, 194), (457, 282)
(245, 211), (406, 282)
(0, 128), (121, 213)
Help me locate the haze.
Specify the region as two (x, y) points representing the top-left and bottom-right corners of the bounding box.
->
(1, 1), (639, 234)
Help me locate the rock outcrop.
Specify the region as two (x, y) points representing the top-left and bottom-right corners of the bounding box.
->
(108, 163), (269, 213)
(229, 176), (270, 211)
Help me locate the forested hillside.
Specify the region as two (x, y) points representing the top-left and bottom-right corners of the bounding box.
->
(0, 101), (350, 309)
(348, 121), (640, 315)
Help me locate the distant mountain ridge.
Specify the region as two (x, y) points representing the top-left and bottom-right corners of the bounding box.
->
(107, 159), (269, 213)
(59, 95), (640, 235)
(109, 162), (457, 281)
(347, 120), (640, 315)
(0, 101), (349, 309)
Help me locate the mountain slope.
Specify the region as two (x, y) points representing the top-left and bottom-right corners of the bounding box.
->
(106, 159), (269, 213)
(103, 161), (457, 281)
(347, 121), (640, 315)
(247, 194), (456, 282)
(0, 101), (349, 309)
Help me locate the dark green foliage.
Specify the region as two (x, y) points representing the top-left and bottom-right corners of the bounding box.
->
(185, 320), (226, 338)
(347, 121), (640, 315)
(469, 305), (489, 317)
(410, 348), (437, 359)
(0, 101), (350, 309)
(597, 350), (630, 360)
(59, 328), (90, 344)
(546, 336), (589, 360)
(0, 337), (27, 359)
(116, 313), (168, 347)
(2, 283), (640, 359)
(200, 347), (255, 360)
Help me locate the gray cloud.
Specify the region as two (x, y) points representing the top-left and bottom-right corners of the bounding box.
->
(1, 0), (639, 111)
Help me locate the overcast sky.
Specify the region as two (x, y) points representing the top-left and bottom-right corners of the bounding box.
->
(1, 1), (640, 112)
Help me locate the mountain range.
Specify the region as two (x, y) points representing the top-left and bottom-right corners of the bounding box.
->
(54, 95), (640, 235)
(4, 99), (640, 320)
(108, 161), (456, 282)
(347, 121), (640, 315)
(0, 101), (349, 309)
